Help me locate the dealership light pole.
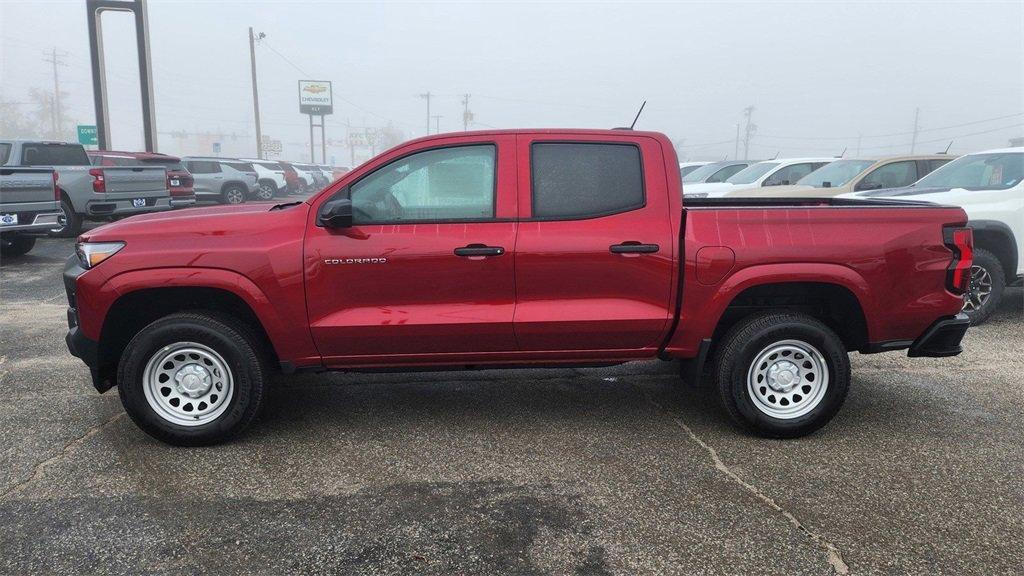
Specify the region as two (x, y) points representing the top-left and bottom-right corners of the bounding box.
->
(419, 92), (432, 134)
(249, 27), (265, 159)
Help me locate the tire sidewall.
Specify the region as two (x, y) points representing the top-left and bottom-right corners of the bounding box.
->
(222, 185), (246, 205)
(257, 181), (276, 200)
(118, 316), (262, 445)
(964, 249), (1005, 325)
(49, 197), (81, 238)
(724, 318), (849, 437)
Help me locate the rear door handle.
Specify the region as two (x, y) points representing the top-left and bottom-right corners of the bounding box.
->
(454, 244), (505, 257)
(610, 242), (660, 254)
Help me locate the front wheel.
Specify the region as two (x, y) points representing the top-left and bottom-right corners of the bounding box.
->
(713, 312), (850, 438)
(117, 312), (266, 446)
(962, 248), (1005, 325)
(221, 185), (247, 205)
(256, 180), (276, 201)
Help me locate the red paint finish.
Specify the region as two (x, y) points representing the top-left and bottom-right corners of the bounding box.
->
(72, 129), (968, 376)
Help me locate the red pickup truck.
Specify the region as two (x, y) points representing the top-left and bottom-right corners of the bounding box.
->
(64, 129), (972, 446)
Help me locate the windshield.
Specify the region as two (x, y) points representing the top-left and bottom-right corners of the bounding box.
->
(678, 164), (704, 178)
(726, 162), (780, 184)
(913, 152), (1023, 191)
(682, 162), (727, 183)
(797, 159), (874, 187)
(21, 143), (90, 166)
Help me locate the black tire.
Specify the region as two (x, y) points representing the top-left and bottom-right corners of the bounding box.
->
(713, 312), (850, 438)
(962, 248), (1005, 326)
(221, 184), (247, 205)
(0, 235), (36, 257)
(117, 312), (266, 446)
(49, 196), (82, 238)
(256, 180), (277, 201)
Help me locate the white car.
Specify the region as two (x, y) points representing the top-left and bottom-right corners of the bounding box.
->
(678, 161), (711, 179)
(239, 159), (288, 200)
(841, 147), (1023, 324)
(684, 157), (836, 198)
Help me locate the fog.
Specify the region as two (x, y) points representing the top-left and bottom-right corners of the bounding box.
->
(2, 0), (1022, 164)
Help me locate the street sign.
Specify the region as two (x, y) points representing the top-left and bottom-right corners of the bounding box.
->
(212, 142), (221, 154)
(77, 125), (98, 145)
(299, 80), (333, 115)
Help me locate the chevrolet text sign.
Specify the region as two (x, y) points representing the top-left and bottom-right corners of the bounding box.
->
(299, 80), (333, 115)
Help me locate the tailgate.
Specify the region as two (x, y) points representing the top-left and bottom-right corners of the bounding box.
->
(102, 166), (168, 195)
(0, 167), (55, 205)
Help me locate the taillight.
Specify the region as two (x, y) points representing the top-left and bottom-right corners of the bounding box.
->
(52, 170), (60, 200)
(88, 168), (106, 193)
(943, 226), (973, 294)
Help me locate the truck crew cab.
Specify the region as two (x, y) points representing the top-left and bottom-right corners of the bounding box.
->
(64, 130), (973, 445)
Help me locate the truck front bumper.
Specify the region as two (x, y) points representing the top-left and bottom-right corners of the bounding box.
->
(908, 313), (971, 357)
(63, 256), (110, 392)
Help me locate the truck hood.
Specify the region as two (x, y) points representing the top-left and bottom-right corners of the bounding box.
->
(81, 201), (309, 242)
(683, 182), (737, 196)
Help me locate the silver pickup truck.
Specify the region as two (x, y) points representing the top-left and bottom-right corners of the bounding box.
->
(0, 140), (171, 237)
(0, 166), (60, 256)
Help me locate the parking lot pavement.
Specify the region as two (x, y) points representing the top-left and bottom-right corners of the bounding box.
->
(1, 232), (1021, 576)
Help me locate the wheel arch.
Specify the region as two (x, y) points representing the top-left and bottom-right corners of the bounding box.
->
(220, 180), (248, 194)
(969, 220), (1018, 281)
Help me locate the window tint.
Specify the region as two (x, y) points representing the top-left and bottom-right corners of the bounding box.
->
(108, 156), (142, 166)
(21, 143), (90, 166)
(797, 159), (874, 187)
(678, 164), (704, 178)
(726, 162), (779, 184)
(142, 158), (186, 171)
(856, 161), (918, 191)
(531, 143), (643, 219)
(682, 162), (725, 183)
(929, 159), (952, 172)
(351, 144), (495, 223)
(187, 161), (220, 174)
(225, 162), (255, 173)
(0, 143), (10, 164)
(764, 163), (819, 186)
(914, 153), (1023, 191)
(706, 163), (746, 183)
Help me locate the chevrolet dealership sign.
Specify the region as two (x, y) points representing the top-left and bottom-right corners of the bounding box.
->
(299, 80), (333, 115)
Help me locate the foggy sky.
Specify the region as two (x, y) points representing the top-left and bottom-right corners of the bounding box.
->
(1, 0), (1022, 164)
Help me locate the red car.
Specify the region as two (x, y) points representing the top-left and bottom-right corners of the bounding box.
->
(88, 151), (196, 208)
(64, 129), (971, 445)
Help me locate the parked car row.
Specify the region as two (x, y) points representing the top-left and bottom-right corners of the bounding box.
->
(682, 147), (1023, 325)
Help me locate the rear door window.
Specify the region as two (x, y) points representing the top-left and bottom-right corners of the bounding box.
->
(0, 143), (10, 164)
(764, 162), (819, 186)
(706, 164), (747, 183)
(856, 161), (918, 191)
(187, 161), (221, 174)
(531, 142), (644, 219)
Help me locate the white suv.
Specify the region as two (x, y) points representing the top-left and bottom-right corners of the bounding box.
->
(239, 159), (288, 200)
(843, 147), (1023, 324)
(684, 158), (836, 198)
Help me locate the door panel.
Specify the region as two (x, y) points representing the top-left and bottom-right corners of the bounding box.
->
(304, 135), (518, 364)
(513, 135), (676, 351)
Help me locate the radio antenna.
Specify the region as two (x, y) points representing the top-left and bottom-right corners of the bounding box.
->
(629, 100), (647, 130)
(943, 140), (953, 154)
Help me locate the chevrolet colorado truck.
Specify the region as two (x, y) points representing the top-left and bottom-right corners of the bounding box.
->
(0, 140), (170, 238)
(0, 166), (60, 256)
(63, 129), (973, 446)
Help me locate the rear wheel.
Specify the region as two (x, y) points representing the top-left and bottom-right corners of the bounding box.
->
(256, 180), (276, 201)
(49, 197), (82, 238)
(962, 248), (1004, 325)
(117, 312), (266, 446)
(0, 235), (36, 257)
(713, 312), (850, 438)
(221, 184), (246, 205)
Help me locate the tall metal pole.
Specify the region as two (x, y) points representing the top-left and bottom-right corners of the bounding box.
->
(309, 114), (314, 162)
(419, 92), (431, 134)
(910, 107), (920, 153)
(134, 0), (157, 151)
(320, 116), (326, 164)
(432, 115), (442, 134)
(462, 94), (471, 131)
(733, 124), (740, 160)
(249, 27), (263, 159)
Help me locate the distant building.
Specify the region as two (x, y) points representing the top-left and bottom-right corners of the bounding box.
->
(1009, 137), (1024, 147)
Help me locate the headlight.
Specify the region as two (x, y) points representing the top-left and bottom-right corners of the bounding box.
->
(75, 241), (125, 269)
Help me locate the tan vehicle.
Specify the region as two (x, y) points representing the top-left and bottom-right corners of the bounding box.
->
(723, 154), (954, 198)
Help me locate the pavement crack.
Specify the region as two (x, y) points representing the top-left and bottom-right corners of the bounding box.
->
(0, 411), (125, 501)
(642, 391), (850, 575)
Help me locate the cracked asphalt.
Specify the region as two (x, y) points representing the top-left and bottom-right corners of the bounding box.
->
(1, 228), (1022, 575)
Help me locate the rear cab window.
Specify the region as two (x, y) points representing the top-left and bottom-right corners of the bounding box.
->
(21, 143), (90, 166)
(0, 143), (10, 164)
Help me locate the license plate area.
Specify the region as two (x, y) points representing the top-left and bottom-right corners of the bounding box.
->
(0, 214), (18, 225)
(169, 178), (180, 187)
(132, 198), (146, 208)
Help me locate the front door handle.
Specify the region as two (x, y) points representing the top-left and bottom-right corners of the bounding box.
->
(610, 242), (660, 254)
(454, 244), (505, 257)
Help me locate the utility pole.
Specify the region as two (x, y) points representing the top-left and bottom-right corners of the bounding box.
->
(248, 28), (265, 159)
(43, 48), (68, 139)
(909, 107), (920, 153)
(431, 115), (443, 134)
(418, 92), (432, 134)
(461, 93), (473, 131)
(733, 124), (740, 160)
(856, 133), (862, 157)
(742, 105), (756, 160)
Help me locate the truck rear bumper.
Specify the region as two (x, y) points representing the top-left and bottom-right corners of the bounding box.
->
(0, 211), (61, 234)
(908, 313), (971, 358)
(86, 196), (172, 217)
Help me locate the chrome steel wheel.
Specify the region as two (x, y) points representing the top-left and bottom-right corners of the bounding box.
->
(143, 342), (234, 426)
(257, 182), (275, 200)
(747, 339), (829, 420)
(51, 204), (68, 234)
(962, 265), (992, 312)
(224, 188), (245, 204)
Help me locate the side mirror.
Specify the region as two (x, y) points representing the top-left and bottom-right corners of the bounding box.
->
(317, 198), (353, 228)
